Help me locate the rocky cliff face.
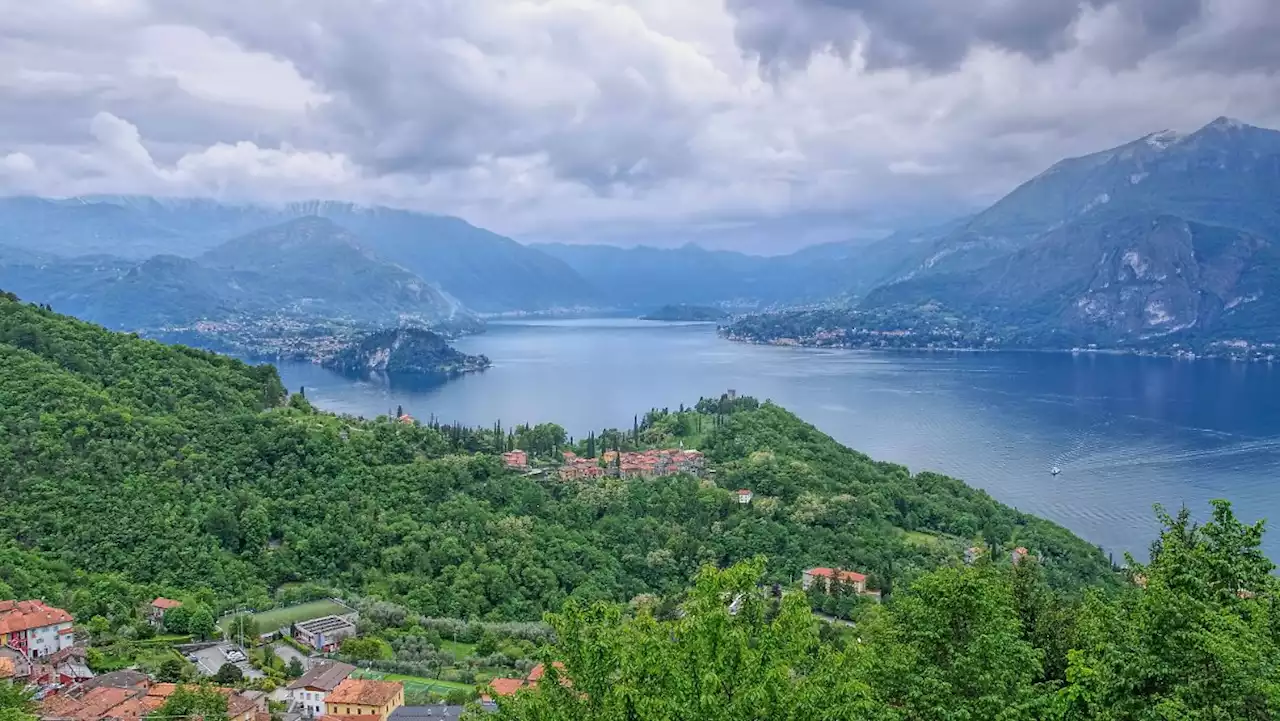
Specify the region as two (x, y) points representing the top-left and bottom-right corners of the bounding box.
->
(861, 118), (1280, 346)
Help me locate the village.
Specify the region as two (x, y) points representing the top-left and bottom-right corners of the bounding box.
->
(1, 540), (1042, 720)
(2, 589), (682, 721)
(3, 415), (1038, 721)
(0, 597), (478, 721)
(501, 447), (707, 480)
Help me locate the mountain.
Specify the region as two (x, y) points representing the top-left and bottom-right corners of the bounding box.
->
(322, 326), (490, 375)
(0, 217), (463, 329)
(303, 206), (597, 312)
(200, 216), (463, 322)
(535, 240), (908, 308)
(862, 117), (1280, 346)
(0, 197), (596, 312)
(887, 118), (1280, 281)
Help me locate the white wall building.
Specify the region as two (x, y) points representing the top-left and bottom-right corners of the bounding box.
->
(287, 660), (356, 717)
(0, 600), (74, 660)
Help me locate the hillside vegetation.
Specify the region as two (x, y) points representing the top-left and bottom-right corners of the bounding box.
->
(0, 290), (1114, 626)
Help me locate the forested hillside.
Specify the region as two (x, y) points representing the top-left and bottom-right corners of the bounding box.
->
(489, 503), (1280, 720)
(0, 291), (1111, 628)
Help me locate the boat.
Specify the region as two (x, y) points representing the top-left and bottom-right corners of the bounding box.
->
(1051, 466), (1061, 476)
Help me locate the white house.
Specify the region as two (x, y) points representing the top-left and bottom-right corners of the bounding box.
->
(287, 660), (356, 717)
(0, 600), (74, 660)
(735, 489), (753, 504)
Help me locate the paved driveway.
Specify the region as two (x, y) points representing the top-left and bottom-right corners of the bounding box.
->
(271, 642), (315, 671)
(189, 643), (264, 679)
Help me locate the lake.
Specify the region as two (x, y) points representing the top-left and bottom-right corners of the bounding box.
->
(275, 318), (1280, 559)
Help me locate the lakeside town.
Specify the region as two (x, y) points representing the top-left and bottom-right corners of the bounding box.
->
(721, 309), (1280, 363)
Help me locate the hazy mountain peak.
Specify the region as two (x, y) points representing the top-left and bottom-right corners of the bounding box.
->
(1143, 129), (1183, 150)
(1204, 115), (1249, 131)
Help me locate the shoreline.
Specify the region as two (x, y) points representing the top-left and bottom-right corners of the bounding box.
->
(718, 332), (1278, 364)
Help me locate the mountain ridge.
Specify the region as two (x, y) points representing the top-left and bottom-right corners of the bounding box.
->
(855, 117), (1280, 347)
(0, 216), (464, 329)
(0, 196), (597, 312)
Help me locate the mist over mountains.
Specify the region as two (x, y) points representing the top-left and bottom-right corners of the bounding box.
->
(2, 117), (1279, 348)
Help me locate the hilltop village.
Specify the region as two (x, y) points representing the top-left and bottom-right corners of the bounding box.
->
(503, 447), (706, 480)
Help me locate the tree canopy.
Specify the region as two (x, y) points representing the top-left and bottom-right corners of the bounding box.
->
(0, 293), (1112, 628)
(488, 501), (1280, 720)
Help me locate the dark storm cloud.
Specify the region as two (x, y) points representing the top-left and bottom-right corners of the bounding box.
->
(726, 0), (1208, 72)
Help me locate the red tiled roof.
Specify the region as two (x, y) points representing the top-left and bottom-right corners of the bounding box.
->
(0, 600), (73, 634)
(326, 679), (402, 706)
(488, 678), (526, 697)
(526, 662), (565, 683)
(102, 697), (152, 720)
(146, 684), (178, 699)
(1014, 547), (1029, 554)
(150, 598), (182, 610)
(39, 692), (87, 719)
(75, 687), (135, 721)
(736, 489), (752, 495)
(805, 567), (867, 583)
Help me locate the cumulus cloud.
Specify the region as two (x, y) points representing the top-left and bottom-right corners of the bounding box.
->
(0, 0), (1278, 251)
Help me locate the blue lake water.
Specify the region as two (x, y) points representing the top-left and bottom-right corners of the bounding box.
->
(275, 318), (1280, 560)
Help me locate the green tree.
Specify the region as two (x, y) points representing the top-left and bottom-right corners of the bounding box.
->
(86, 615), (111, 639)
(188, 607), (217, 641)
(490, 559), (888, 721)
(156, 657), (189, 683)
(214, 663), (244, 685)
(340, 637), (393, 661)
(1059, 501), (1280, 719)
(474, 632), (499, 657)
(867, 563), (1043, 719)
(0, 681), (36, 721)
(163, 606), (192, 634)
(226, 614), (259, 644)
(239, 505), (270, 555)
(286, 658), (305, 679)
(149, 685), (228, 721)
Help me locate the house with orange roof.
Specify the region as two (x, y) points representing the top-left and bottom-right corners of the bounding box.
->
(38, 678), (262, 721)
(502, 450), (528, 469)
(0, 600), (74, 660)
(147, 598), (182, 627)
(801, 567), (882, 601)
(485, 677), (525, 698)
(485, 662), (568, 701)
(324, 678), (404, 721)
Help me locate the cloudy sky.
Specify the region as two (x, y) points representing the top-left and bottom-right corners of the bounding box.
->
(2, 0), (1278, 252)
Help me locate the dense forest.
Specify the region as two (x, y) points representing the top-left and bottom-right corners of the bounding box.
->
(1, 291), (1111, 630)
(486, 501), (1280, 720)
